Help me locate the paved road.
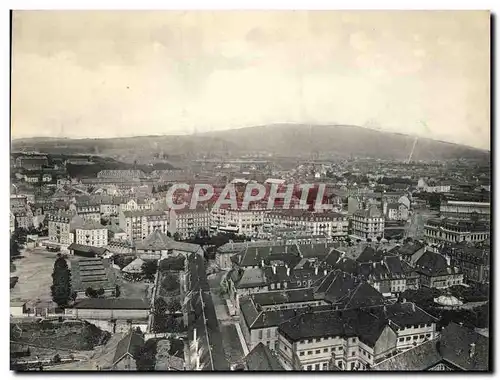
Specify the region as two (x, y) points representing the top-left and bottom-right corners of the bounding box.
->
(207, 271), (245, 365)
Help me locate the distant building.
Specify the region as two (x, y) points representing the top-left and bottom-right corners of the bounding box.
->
(439, 200), (490, 221)
(385, 203), (409, 221)
(424, 218), (490, 245)
(15, 155), (48, 170)
(351, 206), (385, 240)
(265, 210), (349, 240)
(442, 241), (490, 284)
(417, 178), (451, 193)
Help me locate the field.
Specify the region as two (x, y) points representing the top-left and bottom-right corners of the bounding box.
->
(10, 248), (58, 309)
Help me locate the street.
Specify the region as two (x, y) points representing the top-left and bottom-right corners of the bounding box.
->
(207, 271), (245, 365)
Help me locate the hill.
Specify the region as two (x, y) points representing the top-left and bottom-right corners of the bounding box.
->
(11, 124), (489, 161)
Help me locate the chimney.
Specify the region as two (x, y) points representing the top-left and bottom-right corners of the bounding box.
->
(272, 265), (276, 275)
(412, 303), (416, 312)
(469, 343), (476, 358)
(287, 267), (290, 276)
(261, 259), (265, 268)
(285, 245), (288, 253)
(373, 262), (376, 268)
(446, 256), (451, 267)
(315, 266), (318, 275)
(324, 269), (328, 276)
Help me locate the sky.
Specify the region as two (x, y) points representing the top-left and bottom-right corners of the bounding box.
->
(11, 10), (490, 149)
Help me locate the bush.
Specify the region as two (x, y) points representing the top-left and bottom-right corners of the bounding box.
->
(161, 273), (179, 292)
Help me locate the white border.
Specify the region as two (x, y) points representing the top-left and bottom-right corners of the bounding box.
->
(2, 2), (497, 380)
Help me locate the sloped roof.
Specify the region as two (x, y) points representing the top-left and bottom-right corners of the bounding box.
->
(439, 322), (489, 371)
(373, 339), (442, 371)
(415, 251), (461, 276)
(122, 258), (145, 274)
(135, 229), (173, 250)
(112, 331), (144, 367)
(244, 343), (284, 371)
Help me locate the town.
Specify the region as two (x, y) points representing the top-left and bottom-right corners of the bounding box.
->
(10, 150), (490, 371)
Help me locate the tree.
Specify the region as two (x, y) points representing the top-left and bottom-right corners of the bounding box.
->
(142, 260), (158, 282)
(167, 298), (181, 314)
(52, 354), (61, 364)
(162, 273), (179, 292)
(152, 298), (168, 333)
(115, 285), (121, 298)
(366, 238), (372, 243)
(97, 288), (105, 297)
(376, 236), (382, 243)
(85, 287), (98, 298)
(51, 256), (72, 307)
(173, 232), (181, 241)
(10, 238), (20, 258)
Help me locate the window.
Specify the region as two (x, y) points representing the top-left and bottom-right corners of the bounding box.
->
(399, 337), (404, 342)
(315, 364), (320, 371)
(307, 351), (312, 355)
(351, 362), (355, 370)
(406, 337), (411, 341)
(338, 347), (342, 351)
(419, 335), (424, 339)
(258, 330), (263, 339)
(323, 363), (328, 370)
(337, 361), (343, 369)
(368, 353), (371, 360)
(316, 338), (321, 343)
(267, 330), (271, 338)
(300, 352), (305, 356)
(426, 334), (431, 338)
(307, 365), (312, 371)
(352, 351), (356, 357)
(413, 336), (418, 340)
(323, 348), (328, 353)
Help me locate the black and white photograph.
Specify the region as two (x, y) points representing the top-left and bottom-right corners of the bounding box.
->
(8, 9), (491, 372)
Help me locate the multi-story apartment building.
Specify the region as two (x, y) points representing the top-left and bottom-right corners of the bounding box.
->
(439, 200), (490, 221)
(171, 207), (211, 240)
(118, 209), (172, 243)
(210, 206), (265, 237)
(75, 221), (108, 247)
(47, 212), (85, 247)
(351, 206), (385, 240)
(264, 210), (349, 240)
(277, 303), (438, 371)
(69, 201), (101, 222)
(441, 241), (489, 284)
(424, 218), (490, 245)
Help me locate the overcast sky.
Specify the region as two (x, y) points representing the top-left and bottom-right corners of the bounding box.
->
(11, 10), (490, 149)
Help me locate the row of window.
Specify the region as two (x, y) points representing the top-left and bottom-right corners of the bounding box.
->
(300, 337), (356, 345)
(398, 333), (431, 343)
